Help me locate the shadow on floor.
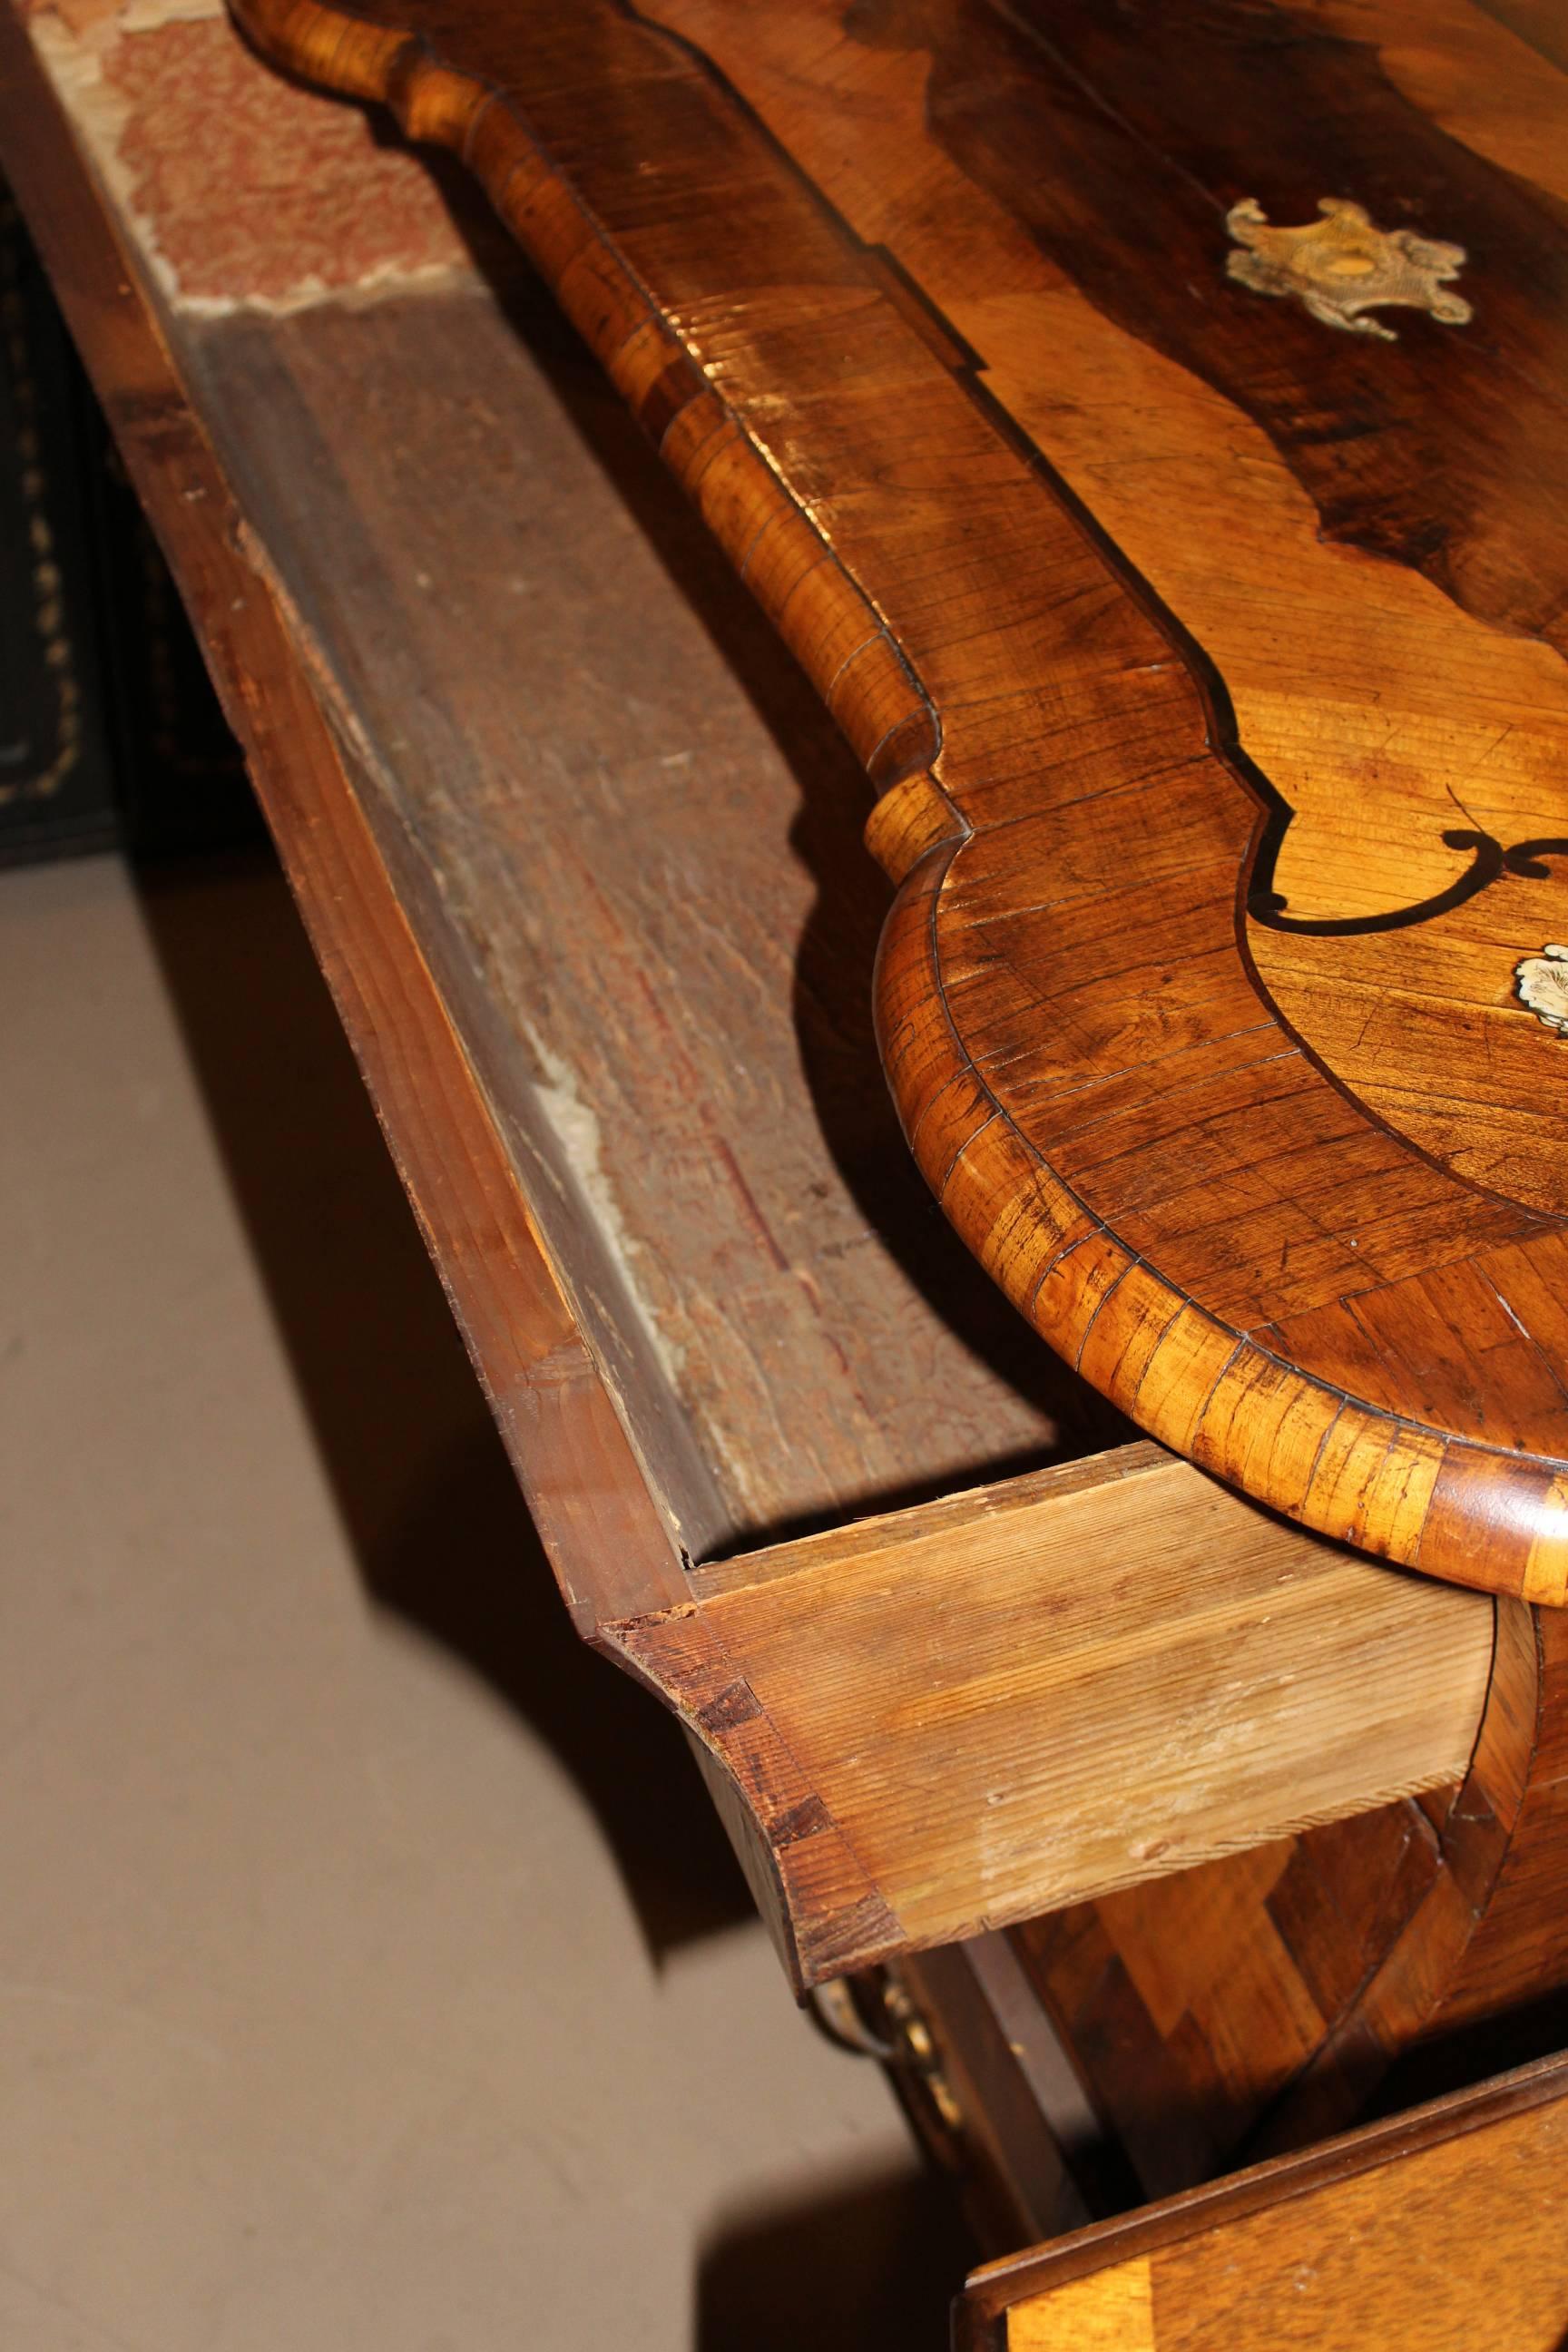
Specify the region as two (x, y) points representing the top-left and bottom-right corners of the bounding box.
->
(132, 839), (985, 2328)
(696, 2162), (970, 2352)
(132, 846), (754, 1964)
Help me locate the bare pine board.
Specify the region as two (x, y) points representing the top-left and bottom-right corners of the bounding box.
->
(678, 1447), (1491, 1951)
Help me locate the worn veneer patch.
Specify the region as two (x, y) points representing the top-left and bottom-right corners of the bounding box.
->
(27, 2), (482, 308)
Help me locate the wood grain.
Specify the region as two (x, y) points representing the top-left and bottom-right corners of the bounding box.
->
(963, 2051), (1568, 2351)
(997, 1598), (1568, 2199)
(612, 1444), (1500, 1987)
(0, 3), (691, 1636)
(682, 1449), (1490, 1951)
(1011, 1805), (1455, 2197)
(657, 0), (1568, 1210)
(5, 4), (1507, 1994)
(227, 0), (1568, 1599)
(182, 283), (1105, 1553)
(1254, 1600), (1568, 2150)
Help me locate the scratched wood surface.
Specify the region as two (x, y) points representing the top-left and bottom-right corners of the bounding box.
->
(9, 0), (1523, 2007)
(17, 1), (1568, 2294)
(962, 2051), (1568, 2351)
(190, 280), (1117, 1558)
(227, 0), (1568, 1602)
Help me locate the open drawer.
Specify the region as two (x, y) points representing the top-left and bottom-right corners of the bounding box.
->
(0, 0), (1497, 1992)
(959, 2048), (1568, 2349)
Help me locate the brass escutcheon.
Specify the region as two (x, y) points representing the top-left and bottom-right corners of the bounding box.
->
(1225, 196), (1472, 340)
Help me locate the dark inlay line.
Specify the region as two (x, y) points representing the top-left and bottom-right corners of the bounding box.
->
(1249, 831), (1568, 936)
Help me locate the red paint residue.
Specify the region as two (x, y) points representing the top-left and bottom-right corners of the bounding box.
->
(104, 17), (477, 302)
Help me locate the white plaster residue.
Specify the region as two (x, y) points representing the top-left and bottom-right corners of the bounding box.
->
(515, 1020), (689, 1396)
(123, 0), (223, 28)
(172, 259), (477, 324)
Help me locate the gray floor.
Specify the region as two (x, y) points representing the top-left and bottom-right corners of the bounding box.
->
(0, 849), (967, 2351)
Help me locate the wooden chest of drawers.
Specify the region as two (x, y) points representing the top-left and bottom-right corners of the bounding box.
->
(8, 0), (1568, 2336)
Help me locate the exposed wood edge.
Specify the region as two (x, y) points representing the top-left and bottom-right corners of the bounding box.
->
(691, 1437), (1170, 1597)
(224, 512), (733, 1566)
(877, 839), (1568, 1608)
(0, 5), (690, 1635)
(956, 2048), (1568, 2349)
(3, 0), (1512, 2003)
(0, 38), (1119, 1994)
(617, 1452), (1494, 1990)
(602, 1602), (909, 1994)
(0, 16), (1181, 2001)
